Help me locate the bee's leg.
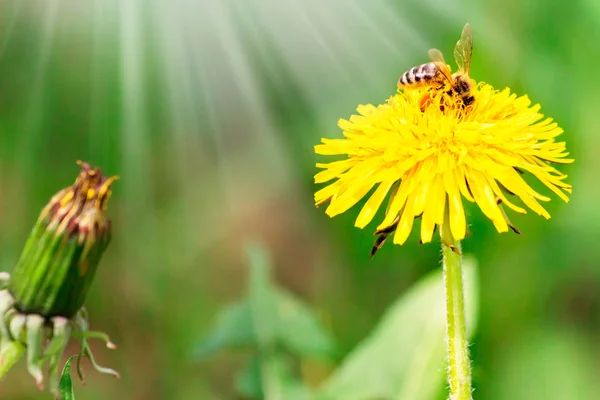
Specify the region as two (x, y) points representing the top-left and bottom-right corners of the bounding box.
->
(462, 94), (475, 107)
(496, 197), (522, 234)
(419, 93), (433, 112)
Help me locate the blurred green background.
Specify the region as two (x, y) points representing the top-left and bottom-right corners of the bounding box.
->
(0, 0), (597, 399)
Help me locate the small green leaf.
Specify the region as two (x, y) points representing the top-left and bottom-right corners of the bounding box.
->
(194, 243), (336, 360)
(246, 243), (335, 358)
(276, 289), (336, 359)
(193, 301), (255, 359)
(59, 356), (77, 400)
(316, 256), (479, 400)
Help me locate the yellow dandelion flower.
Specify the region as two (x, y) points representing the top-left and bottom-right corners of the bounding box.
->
(314, 82), (573, 251)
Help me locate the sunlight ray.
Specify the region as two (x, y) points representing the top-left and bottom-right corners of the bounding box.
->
(17, 0), (60, 176)
(89, 0), (118, 166)
(0, 0), (23, 59)
(118, 0), (152, 228)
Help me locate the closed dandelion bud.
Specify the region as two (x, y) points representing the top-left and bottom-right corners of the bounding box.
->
(8, 161), (117, 318)
(0, 161), (120, 396)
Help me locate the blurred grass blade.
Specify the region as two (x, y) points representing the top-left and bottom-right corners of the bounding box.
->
(316, 256), (479, 400)
(59, 356), (77, 400)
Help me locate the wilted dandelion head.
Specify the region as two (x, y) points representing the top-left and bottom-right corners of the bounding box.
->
(314, 82), (573, 248)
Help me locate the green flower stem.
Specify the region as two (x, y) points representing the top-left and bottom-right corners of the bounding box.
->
(440, 222), (472, 400)
(259, 353), (282, 400)
(0, 340), (25, 378)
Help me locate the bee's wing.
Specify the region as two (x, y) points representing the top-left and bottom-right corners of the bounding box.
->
(454, 23), (473, 75)
(428, 48), (453, 83)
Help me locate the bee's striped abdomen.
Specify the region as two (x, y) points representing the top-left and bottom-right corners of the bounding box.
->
(398, 62), (438, 88)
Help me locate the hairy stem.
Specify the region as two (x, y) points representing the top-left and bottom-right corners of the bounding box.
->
(440, 222), (472, 400)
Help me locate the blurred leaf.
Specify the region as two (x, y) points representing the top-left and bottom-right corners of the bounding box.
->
(247, 243), (280, 347)
(276, 289), (336, 359)
(59, 356), (77, 400)
(235, 354), (263, 398)
(236, 352), (313, 400)
(316, 257), (479, 400)
(193, 300), (254, 359)
(194, 243), (335, 360)
(264, 356), (313, 400)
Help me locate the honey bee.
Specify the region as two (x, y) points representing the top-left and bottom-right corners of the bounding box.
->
(398, 23), (474, 111)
